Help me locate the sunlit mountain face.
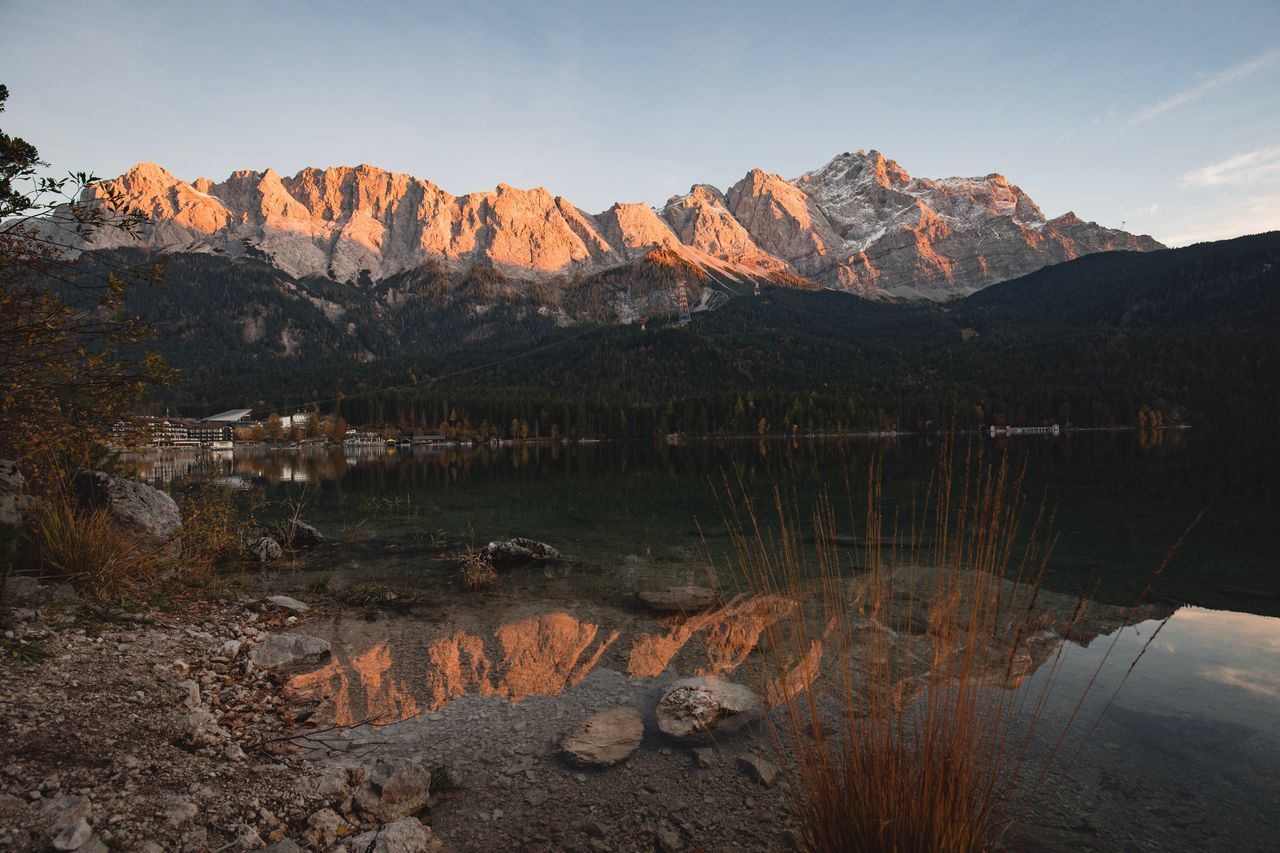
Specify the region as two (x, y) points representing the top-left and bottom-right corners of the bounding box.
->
(55, 150), (1159, 302)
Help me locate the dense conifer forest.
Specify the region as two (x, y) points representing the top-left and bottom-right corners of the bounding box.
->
(89, 232), (1280, 438)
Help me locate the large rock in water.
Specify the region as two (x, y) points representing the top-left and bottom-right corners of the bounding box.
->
(637, 586), (717, 614)
(655, 677), (760, 739)
(561, 707), (644, 766)
(72, 470), (181, 545)
(482, 537), (561, 566)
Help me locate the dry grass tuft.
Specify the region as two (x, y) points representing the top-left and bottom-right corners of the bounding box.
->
(29, 497), (160, 601)
(718, 442), (1182, 852)
(460, 551), (497, 590)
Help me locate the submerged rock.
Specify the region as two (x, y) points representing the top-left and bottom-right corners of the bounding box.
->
(636, 586), (717, 614)
(280, 520), (325, 547)
(72, 470), (181, 545)
(655, 677), (760, 739)
(482, 537), (561, 565)
(561, 707), (644, 766)
(250, 634), (332, 672)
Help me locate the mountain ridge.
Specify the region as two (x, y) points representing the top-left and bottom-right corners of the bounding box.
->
(65, 149), (1161, 300)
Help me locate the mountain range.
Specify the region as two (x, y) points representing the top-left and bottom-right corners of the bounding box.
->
(69, 149), (1160, 303)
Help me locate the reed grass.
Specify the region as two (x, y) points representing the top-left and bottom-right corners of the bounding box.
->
(30, 497), (160, 601)
(460, 551), (497, 590)
(717, 441), (1183, 852)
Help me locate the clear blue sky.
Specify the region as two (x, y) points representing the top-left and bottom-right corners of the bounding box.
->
(3, 0), (1277, 245)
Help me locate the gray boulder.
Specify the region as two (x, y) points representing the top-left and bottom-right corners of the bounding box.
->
(353, 759), (432, 822)
(73, 470), (181, 545)
(655, 677), (760, 739)
(562, 707), (644, 766)
(250, 634), (331, 672)
(482, 537), (561, 565)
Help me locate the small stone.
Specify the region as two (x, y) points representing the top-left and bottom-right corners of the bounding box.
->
(181, 708), (227, 746)
(171, 659), (190, 677)
(162, 799), (198, 826)
(349, 817), (442, 852)
(52, 818), (93, 851)
(692, 748), (717, 768)
(261, 841), (305, 853)
(736, 754), (779, 786)
(177, 679), (200, 709)
(40, 795), (91, 833)
(656, 824), (684, 852)
(263, 595), (310, 613)
(224, 743), (247, 762)
(303, 808), (346, 849)
(353, 760), (431, 822)
(561, 707), (644, 767)
(314, 767), (353, 798)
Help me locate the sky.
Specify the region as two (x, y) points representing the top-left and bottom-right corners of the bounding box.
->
(2, 0), (1278, 246)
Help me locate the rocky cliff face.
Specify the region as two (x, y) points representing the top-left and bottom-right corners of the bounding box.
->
(68, 150), (1162, 300)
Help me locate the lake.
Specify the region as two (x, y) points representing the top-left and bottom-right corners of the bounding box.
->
(133, 429), (1280, 850)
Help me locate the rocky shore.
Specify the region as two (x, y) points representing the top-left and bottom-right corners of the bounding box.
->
(0, 575), (804, 852)
(0, 582), (453, 852)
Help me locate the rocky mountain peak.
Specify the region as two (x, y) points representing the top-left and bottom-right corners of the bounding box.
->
(57, 152), (1163, 300)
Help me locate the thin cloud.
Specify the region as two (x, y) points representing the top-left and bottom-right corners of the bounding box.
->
(1123, 202), (1160, 218)
(1180, 144), (1280, 188)
(1131, 46), (1280, 123)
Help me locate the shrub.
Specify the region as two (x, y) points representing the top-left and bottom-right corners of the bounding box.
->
(172, 482), (252, 568)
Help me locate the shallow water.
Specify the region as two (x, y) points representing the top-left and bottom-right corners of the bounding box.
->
(135, 430), (1280, 849)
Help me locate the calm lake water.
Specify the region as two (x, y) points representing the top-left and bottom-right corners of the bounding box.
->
(135, 429), (1280, 850)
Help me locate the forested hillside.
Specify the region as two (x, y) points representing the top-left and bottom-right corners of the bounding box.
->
(88, 232), (1280, 437)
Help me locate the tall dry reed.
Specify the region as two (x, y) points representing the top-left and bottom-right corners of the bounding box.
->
(716, 442), (1179, 852)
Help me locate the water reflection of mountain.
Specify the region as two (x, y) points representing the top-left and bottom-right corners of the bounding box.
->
(285, 583), (1170, 729)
